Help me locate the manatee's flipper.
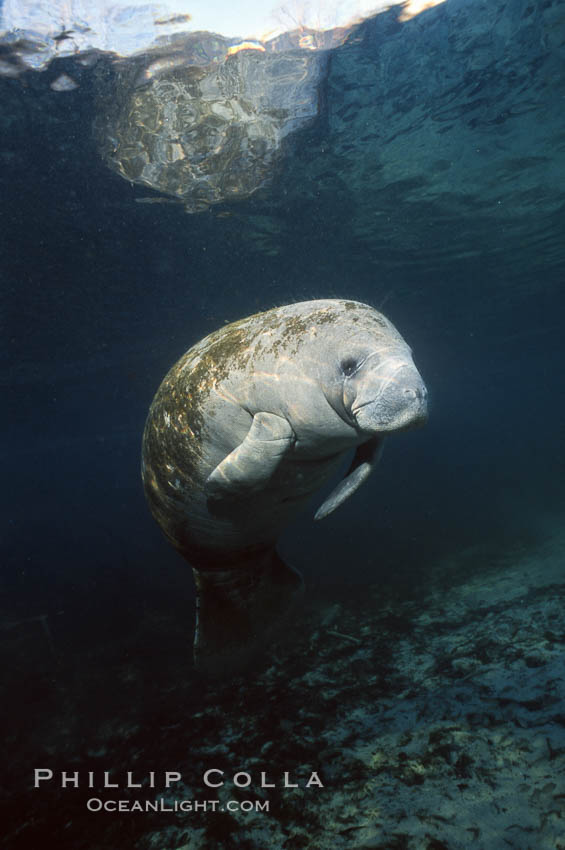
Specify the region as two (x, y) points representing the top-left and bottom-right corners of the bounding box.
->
(314, 436), (385, 520)
(205, 412), (294, 500)
(192, 549), (304, 675)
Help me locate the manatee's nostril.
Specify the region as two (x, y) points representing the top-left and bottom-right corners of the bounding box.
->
(404, 384), (427, 401)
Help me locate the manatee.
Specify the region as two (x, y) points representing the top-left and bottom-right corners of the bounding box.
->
(141, 299), (427, 672)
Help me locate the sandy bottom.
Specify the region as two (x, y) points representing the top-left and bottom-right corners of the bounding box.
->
(3, 520), (564, 849)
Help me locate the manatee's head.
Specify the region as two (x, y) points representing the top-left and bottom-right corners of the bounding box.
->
(321, 303), (428, 435)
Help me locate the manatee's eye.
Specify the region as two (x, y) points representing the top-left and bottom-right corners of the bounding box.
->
(340, 357), (359, 377)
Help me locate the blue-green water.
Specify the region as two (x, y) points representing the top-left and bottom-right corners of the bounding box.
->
(2, 1), (565, 847)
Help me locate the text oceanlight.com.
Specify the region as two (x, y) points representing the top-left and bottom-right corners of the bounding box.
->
(86, 798), (270, 813)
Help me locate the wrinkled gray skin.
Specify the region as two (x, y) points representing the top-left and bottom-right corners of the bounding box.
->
(142, 299), (427, 673)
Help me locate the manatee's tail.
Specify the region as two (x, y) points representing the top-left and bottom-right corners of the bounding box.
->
(191, 549), (304, 676)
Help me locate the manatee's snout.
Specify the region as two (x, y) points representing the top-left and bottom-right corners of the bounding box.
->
(397, 368), (428, 425)
(352, 357), (428, 434)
